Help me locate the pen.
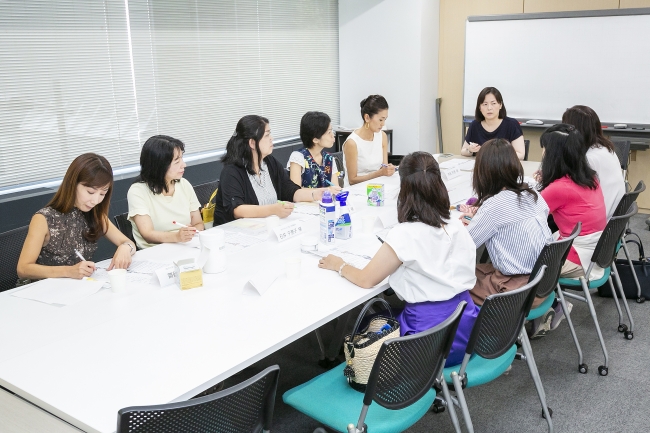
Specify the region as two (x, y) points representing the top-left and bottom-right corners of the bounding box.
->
(376, 235), (385, 244)
(172, 221), (197, 230)
(74, 249), (86, 261)
(380, 164), (398, 171)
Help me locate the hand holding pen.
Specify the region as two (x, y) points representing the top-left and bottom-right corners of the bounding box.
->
(72, 249), (96, 279)
(379, 163), (397, 177)
(172, 221), (198, 243)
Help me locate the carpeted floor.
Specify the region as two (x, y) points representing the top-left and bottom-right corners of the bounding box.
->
(223, 214), (650, 433)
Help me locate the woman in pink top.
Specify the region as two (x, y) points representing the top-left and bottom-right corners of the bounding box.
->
(538, 124), (607, 278)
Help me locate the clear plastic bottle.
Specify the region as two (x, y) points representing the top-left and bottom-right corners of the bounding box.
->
(319, 190), (336, 245)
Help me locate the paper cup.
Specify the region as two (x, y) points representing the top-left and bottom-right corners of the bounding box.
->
(266, 215), (281, 234)
(285, 257), (302, 280)
(108, 269), (127, 293)
(361, 216), (377, 234)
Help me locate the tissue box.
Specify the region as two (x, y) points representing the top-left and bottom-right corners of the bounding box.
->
(367, 184), (384, 206)
(174, 258), (203, 290)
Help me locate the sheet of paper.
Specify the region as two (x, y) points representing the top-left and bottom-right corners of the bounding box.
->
(12, 279), (105, 306)
(448, 185), (475, 205)
(292, 202), (320, 216)
(439, 159), (465, 169)
(223, 219), (268, 238)
(128, 261), (172, 274)
(224, 231), (265, 252)
(457, 159), (475, 171)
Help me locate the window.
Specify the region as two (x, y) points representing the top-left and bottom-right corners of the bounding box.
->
(0, 0), (339, 192)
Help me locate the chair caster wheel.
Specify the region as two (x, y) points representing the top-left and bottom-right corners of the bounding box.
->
(578, 363), (588, 374)
(598, 366), (608, 376)
(618, 324), (628, 332)
(637, 297), (646, 304)
(542, 407), (553, 419)
(624, 330), (634, 340)
(431, 401), (446, 414)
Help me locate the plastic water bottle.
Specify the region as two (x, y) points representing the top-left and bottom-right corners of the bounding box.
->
(319, 190), (336, 245)
(335, 191), (352, 240)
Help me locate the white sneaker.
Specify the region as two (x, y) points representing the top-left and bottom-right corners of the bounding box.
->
(529, 308), (555, 339)
(551, 302), (573, 330)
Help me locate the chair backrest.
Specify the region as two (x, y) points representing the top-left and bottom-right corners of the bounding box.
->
(193, 180), (219, 208)
(523, 139), (530, 161)
(591, 203), (638, 269)
(613, 180), (645, 218)
(612, 140), (631, 170)
(113, 213), (138, 250)
(363, 301), (467, 410)
(0, 225), (29, 292)
(117, 365), (280, 433)
(467, 266), (546, 360)
(329, 151), (345, 186)
(529, 222), (581, 299)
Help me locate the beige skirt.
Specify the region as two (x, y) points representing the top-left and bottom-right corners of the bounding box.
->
(471, 263), (547, 309)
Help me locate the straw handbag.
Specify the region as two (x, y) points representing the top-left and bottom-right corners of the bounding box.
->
(343, 297), (400, 392)
(201, 188), (218, 224)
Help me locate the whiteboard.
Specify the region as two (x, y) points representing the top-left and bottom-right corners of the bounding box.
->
(463, 10), (650, 125)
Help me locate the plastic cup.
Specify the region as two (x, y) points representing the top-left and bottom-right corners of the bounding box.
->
(266, 215), (280, 234)
(108, 269), (127, 293)
(361, 216), (377, 234)
(301, 235), (318, 253)
(285, 257), (302, 280)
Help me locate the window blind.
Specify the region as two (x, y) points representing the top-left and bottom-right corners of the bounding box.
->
(0, 0), (339, 191)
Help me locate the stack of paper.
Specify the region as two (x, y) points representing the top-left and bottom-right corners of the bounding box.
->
(12, 279), (105, 306)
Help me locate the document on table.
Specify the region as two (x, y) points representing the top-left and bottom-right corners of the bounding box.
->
(128, 261), (172, 274)
(457, 159), (475, 171)
(91, 269), (155, 286)
(12, 278), (105, 306)
(223, 219), (268, 238)
(224, 231), (265, 251)
(292, 202), (320, 216)
(308, 247), (373, 269)
(448, 185), (475, 205)
(439, 159), (465, 169)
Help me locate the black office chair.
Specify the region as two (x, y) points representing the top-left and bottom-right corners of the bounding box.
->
(329, 151), (345, 187)
(117, 365), (280, 433)
(0, 225), (29, 292)
(612, 140), (631, 171)
(113, 213), (138, 250)
(524, 139), (530, 161)
(193, 180), (219, 209)
(612, 181), (646, 302)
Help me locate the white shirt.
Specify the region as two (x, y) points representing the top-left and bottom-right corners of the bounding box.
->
(342, 131), (383, 187)
(127, 178), (201, 249)
(385, 220), (477, 304)
(586, 145), (625, 220)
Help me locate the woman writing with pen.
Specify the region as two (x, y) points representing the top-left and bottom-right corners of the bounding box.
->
(17, 154), (135, 283)
(342, 95), (396, 186)
(127, 135), (204, 249)
(214, 115), (337, 225)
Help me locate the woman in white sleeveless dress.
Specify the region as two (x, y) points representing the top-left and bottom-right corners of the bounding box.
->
(342, 95), (396, 186)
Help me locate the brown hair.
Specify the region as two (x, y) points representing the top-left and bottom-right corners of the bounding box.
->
(561, 105), (615, 153)
(474, 87), (506, 121)
(397, 152), (450, 228)
(47, 153), (113, 241)
(473, 138), (537, 207)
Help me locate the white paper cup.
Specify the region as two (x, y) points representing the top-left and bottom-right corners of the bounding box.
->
(108, 269), (127, 293)
(361, 216), (377, 234)
(301, 235), (319, 253)
(266, 215), (281, 234)
(285, 257), (302, 280)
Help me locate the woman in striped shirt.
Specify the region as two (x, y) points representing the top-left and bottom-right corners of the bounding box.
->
(459, 138), (552, 308)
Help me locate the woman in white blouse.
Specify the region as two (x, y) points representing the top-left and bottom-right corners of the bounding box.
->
(342, 95), (396, 186)
(319, 151), (479, 366)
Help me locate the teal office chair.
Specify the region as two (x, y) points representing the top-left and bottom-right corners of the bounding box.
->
(441, 267), (553, 433)
(284, 301), (468, 433)
(559, 203), (638, 377)
(526, 223), (586, 373)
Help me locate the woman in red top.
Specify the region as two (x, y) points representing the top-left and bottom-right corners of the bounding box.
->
(538, 123), (607, 278)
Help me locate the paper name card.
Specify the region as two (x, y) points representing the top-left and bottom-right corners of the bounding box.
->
(173, 258), (203, 290)
(273, 221), (303, 242)
(441, 167), (461, 181)
(155, 265), (178, 287)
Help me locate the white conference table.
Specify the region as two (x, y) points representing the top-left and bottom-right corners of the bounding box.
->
(0, 156), (540, 433)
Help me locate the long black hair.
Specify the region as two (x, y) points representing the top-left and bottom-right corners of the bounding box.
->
(562, 105), (615, 153)
(136, 135), (185, 194)
(539, 124), (598, 191)
(473, 138), (537, 207)
(221, 115), (269, 175)
(397, 152), (450, 228)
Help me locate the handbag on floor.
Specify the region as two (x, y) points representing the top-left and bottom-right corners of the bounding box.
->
(343, 297), (400, 392)
(598, 235), (650, 300)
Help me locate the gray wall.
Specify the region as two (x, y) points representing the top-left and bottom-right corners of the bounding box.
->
(0, 141), (302, 261)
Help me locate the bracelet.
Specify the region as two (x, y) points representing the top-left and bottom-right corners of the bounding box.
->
(338, 262), (347, 277)
(122, 242), (135, 255)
